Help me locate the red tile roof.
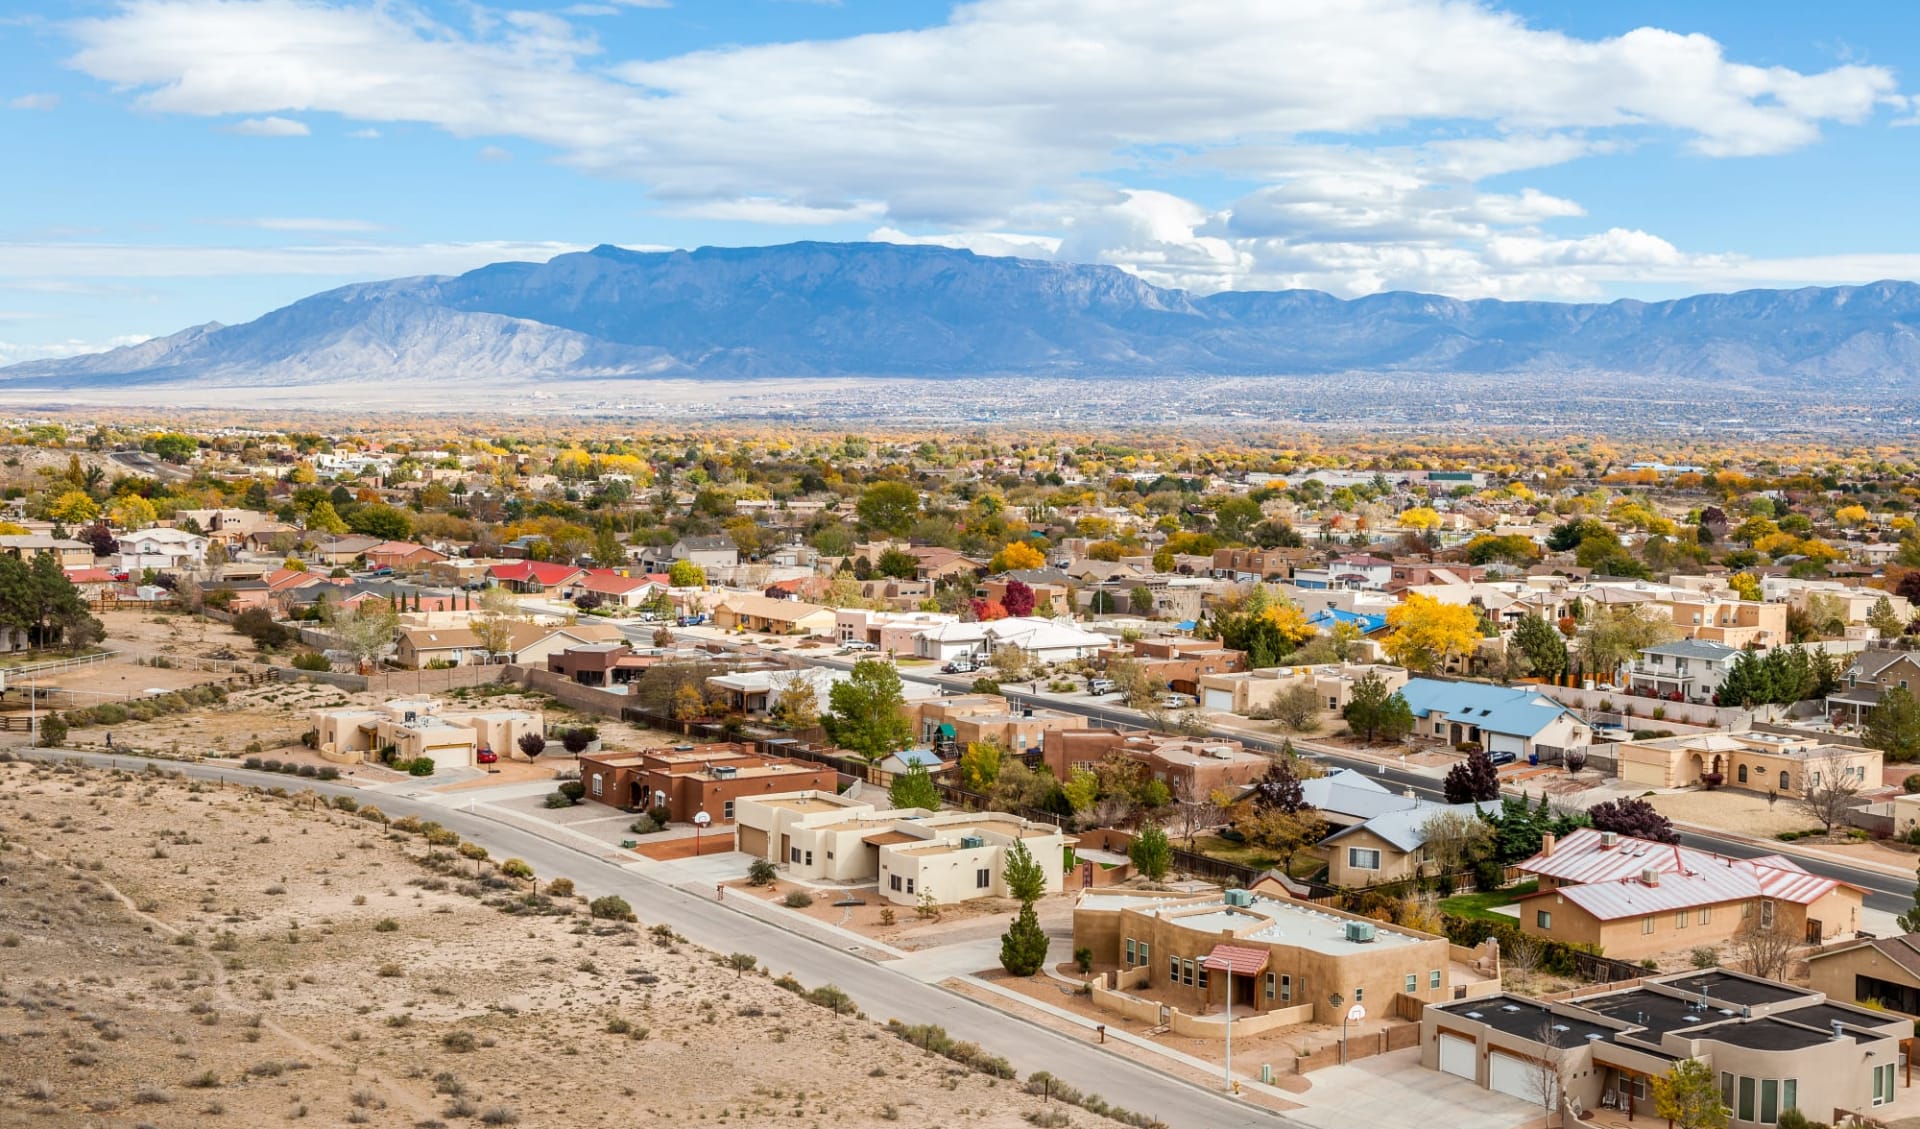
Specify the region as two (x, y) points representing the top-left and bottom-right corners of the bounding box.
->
(1202, 944), (1271, 976)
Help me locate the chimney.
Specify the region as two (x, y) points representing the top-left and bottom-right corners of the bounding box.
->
(1831, 1020), (1846, 1041)
(1542, 833), (1556, 858)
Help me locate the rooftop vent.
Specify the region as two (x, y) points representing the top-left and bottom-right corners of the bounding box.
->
(1641, 868), (1661, 887)
(1223, 888), (1254, 908)
(958, 834), (985, 850)
(1599, 831), (1619, 849)
(712, 765), (737, 779)
(1502, 1004), (1522, 1013)
(1344, 920), (1377, 944)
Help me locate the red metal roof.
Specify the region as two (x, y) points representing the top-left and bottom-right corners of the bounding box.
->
(1202, 944), (1270, 976)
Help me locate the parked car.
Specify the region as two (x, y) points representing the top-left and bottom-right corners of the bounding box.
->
(942, 658), (976, 674)
(1487, 750), (1517, 767)
(841, 640), (878, 652)
(1087, 677), (1117, 695)
(1160, 693), (1194, 709)
(476, 749), (498, 765)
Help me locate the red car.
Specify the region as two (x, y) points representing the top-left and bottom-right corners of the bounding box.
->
(476, 749), (498, 764)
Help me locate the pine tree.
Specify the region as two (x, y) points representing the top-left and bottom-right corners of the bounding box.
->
(1511, 613), (1568, 680)
(999, 901), (1050, 976)
(1002, 839), (1046, 904)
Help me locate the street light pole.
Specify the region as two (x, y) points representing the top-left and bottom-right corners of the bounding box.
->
(1223, 965), (1233, 1091)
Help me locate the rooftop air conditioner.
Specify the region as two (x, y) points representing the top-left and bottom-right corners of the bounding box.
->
(1599, 831), (1619, 848)
(958, 834), (985, 850)
(1344, 921), (1377, 943)
(1223, 888), (1253, 908)
(1640, 868), (1661, 887)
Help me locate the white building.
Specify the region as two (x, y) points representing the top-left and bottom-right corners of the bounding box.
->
(117, 527), (208, 574)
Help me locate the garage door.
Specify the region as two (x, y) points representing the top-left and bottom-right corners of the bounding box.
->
(1488, 1051), (1535, 1101)
(738, 826), (768, 858)
(1487, 733), (1526, 757)
(1204, 689), (1235, 712)
(1437, 1033), (1475, 1080)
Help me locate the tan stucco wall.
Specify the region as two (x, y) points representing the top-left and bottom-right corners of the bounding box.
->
(1327, 827), (1421, 886)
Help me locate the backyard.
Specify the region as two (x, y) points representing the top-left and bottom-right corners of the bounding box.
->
(1440, 879), (1537, 922)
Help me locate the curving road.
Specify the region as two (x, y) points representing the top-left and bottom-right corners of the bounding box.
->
(23, 747), (1298, 1129)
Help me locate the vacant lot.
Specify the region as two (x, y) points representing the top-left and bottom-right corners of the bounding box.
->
(0, 758), (1113, 1128)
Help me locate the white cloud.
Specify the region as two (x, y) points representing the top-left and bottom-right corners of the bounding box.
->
(345, 127), (380, 138)
(219, 115), (308, 136)
(55, 0), (1914, 299)
(0, 335), (152, 365)
(477, 145), (513, 162)
(8, 93), (59, 110)
(868, 227), (1062, 259)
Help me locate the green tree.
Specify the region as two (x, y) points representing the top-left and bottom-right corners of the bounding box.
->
(1651, 1058), (1729, 1129)
(875, 548), (919, 579)
(346, 503), (412, 541)
(1342, 672), (1413, 743)
(888, 761), (942, 811)
(1510, 613), (1568, 680)
(998, 901), (1049, 976)
(1867, 687), (1920, 762)
(1002, 839), (1046, 904)
(959, 738), (1005, 792)
(305, 499), (349, 535)
(823, 658), (914, 764)
(856, 481), (920, 536)
(1129, 822), (1172, 881)
(1897, 861), (1920, 934)
(1062, 767), (1100, 812)
(1869, 596), (1906, 640)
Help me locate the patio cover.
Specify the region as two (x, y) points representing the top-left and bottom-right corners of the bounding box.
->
(1202, 944), (1270, 977)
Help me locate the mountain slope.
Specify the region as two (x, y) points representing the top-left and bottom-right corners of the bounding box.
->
(10, 242), (1920, 387)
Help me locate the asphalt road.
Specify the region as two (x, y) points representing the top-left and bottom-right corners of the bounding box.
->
(22, 748), (1299, 1129)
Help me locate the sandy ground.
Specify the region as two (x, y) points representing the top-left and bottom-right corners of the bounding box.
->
(723, 874), (1078, 952)
(0, 757), (1098, 1129)
(1646, 789), (1826, 838)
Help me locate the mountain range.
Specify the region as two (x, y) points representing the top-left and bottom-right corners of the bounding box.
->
(10, 241), (1920, 388)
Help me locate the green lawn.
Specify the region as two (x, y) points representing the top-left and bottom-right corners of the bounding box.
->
(1186, 834), (1324, 878)
(1441, 880), (1537, 922)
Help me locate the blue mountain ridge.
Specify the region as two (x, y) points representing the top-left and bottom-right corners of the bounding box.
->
(9, 241), (1920, 386)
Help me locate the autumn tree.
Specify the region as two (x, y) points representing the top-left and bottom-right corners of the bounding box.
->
(989, 540), (1046, 573)
(1001, 579), (1036, 617)
(1587, 796), (1679, 844)
(768, 671), (821, 730)
(1652, 1059), (1727, 1129)
(1577, 605), (1679, 679)
(959, 738), (1005, 792)
(1383, 593), (1482, 673)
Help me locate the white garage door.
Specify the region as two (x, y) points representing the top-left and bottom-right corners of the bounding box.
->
(1204, 689), (1235, 712)
(1437, 1033), (1475, 1080)
(1487, 733), (1527, 757)
(1488, 1051), (1535, 1100)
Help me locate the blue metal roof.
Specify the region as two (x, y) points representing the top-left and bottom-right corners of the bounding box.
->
(891, 747), (946, 767)
(1396, 678), (1579, 740)
(1307, 608), (1387, 633)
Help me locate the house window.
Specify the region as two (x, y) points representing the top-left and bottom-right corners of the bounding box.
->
(1353, 987), (1363, 1003)
(1699, 906), (1711, 925)
(1182, 959), (1196, 986)
(1783, 1079), (1796, 1115)
(1536, 910), (1552, 929)
(1435, 722), (1447, 736)
(1169, 955), (1180, 982)
(1348, 848), (1382, 871)
(1430, 970), (1442, 990)
(1721, 1074), (1734, 1112)
(1737, 765), (1748, 784)
(1125, 939), (1136, 965)
(1198, 965), (1209, 990)
(1739, 1077), (1755, 1122)
(1642, 916), (1655, 935)
(1137, 942), (1147, 966)
(791, 847), (802, 864)
(976, 868), (991, 889)
(1760, 899), (1774, 928)
(1779, 770), (1790, 790)
(1760, 1079), (1778, 1124)
(591, 773), (603, 796)
(905, 878), (914, 894)
(1876, 1064), (1896, 1106)
(722, 800), (734, 820)
(1405, 973), (1417, 993)
(804, 851), (814, 865)
(1280, 975), (1292, 1002)
(890, 875), (902, 892)
(1265, 972), (1277, 1000)
(1676, 910), (1689, 929)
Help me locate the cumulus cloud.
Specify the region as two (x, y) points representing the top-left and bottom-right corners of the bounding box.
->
(219, 115), (308, 136)
(53, 0), (1916, 298)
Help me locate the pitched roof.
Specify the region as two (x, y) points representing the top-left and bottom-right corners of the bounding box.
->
(1515, 826), (1856, 920)
(1397, 678), (1580, 740)
(1807, 934), (1920, 981)
(1640, 639), (1742, 661)
(1323, 799), (1502, 853)
(1202, 944), (1271, 976)
(1297, 768), (1416, 822)
(488, 560), (585, 586)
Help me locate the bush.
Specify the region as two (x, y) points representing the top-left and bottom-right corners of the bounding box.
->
(440, 1030), (478, 1053)
(358, 805), (385, 823)
(1904, 774), (1920, 795)
(543, 791), (573, 809)
(628, 815), (661, 834)
(647, 804), (672, 828)
(500, 858), (534, 880)
(589, 895), (634, 921)
(517, 732), (546, 760)
(38, 713), (68, 746)
(801, 984), (855, 1015)
(372, 919), (399, 933)
(457, 842), (489, 861)
(558, 780), (586, 803)
(243, 757), (263, 770)
(545, 877), (574, 898)
(297, 764), (317, 778)
(406, 757), (436, 777)
(783, 891), (814, 909)
(747, 859), (777, 886)
(291, 652), (331, 671)
(317, 766), (339, 781)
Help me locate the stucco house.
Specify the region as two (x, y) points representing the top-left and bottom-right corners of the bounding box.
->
(1625, 638), (1742, 703)
(1398, 678), (1593, 759)
(1807, 933), (1920, 1019)
(1615, 731), (1881, 792)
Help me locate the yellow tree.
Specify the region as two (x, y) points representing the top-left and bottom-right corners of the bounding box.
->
(1398, 506), (1442, 530)
(1726, 572), (1762, 602)
(990, 540), (1046, 572)
(49, 490), (99, 524)
(1383, 593), (1482, 673)
(1262, 601), (1318, 652)
(1835, 504), (1870, 527)
(107, 495), (157, 530)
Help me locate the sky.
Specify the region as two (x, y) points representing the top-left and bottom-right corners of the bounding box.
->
(3, 0), (1920, 363)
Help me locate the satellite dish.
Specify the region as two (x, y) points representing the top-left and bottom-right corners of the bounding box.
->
(693, 811), (712, 827)
(1346, 1003), (1366, 1023)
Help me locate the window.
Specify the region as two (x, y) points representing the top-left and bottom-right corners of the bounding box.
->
(1265, 972), (1276, 1000)
(1430, 970), (1442, 990)
(1699, 906), (1711, 925)
(804, 850), (814, 866)
(1126, 939), (1136, 966)
(1198, 965), (1208, 990)
(1183, 959), (1196, 987)
(1761, 1079), (1778, 1124)
(1876, 1063), (1896, 1106)
(1739, 1077), (1755, 1122)
(1721, 1073), (1734, 1112)
(1405, 973), (1417, 993)
(976, 867), (992, 888)
(1760, 899), (1775, 928)
(1280, 975), (1292, 1002)
(792, 847), (802, 863)
(890, 875), (901, 892)
(904, 878), (914, 894)
(1783, 1079), (1796, 1114)
(591, 773), (603, 796)
(1354, 987), (1363, 1003)
(1737, 765), (1749, 783)
(1348, 847), (1382, 871)
(1779, 770), (1790, 790)
(1169, 955), (1180, 982)
(1137, 942), (1148, 967)
(1643, 915), (1656, 935)
(1536, 910), (1553, 929)
(1676, 910), (1689, 929)
(722, 800), (735, 820)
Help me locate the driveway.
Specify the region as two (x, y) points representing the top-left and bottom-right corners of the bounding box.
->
(1291, 1048), (1539, 1129)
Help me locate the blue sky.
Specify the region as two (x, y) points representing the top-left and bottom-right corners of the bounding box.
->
(3, 0), (1918, 362)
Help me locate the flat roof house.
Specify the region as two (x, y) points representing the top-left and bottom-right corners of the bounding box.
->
(1422, 968), (1909, 1125)
(1615, 730), (1881, 792)
(1043, 730), (1271, 800)
(578, 744), (837, 824)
